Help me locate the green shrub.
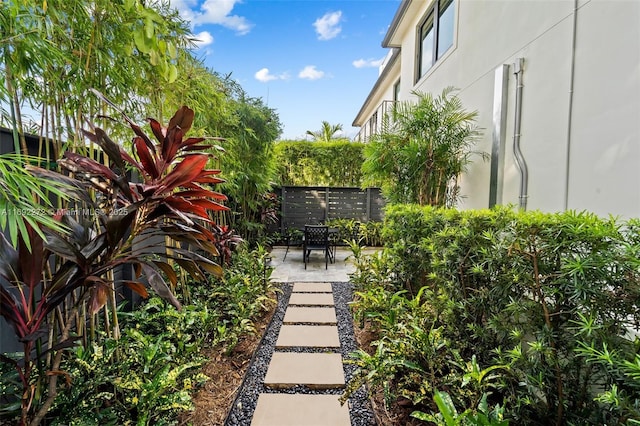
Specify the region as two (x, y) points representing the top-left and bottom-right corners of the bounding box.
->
(348, 205), (640, 424)
(47, 246), (275, 425)
(273, 140), (367, 187)
(325, 218), (384, 247)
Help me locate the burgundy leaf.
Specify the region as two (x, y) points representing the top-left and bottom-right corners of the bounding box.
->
(152, 261), (178, 286)
(148, 118), (166, 144)
(188, 197), (229, 213)
(18, 224), (45, 289)
(164, 197), (209, 219)
(134, 136), (159, 179)
(161, 127), (184, 166)
(140, 263), (181, 310)
(86, 277), (110, 314)
(182, 137), (206, 147)
(93, 128), (125, 171)
(62, 152), (118, 181)
(0, 232), (19, 283)
(0, 288), (28, 339)
(174, 258), (205, 281)
(183, 144), (215, 152)
(122, 281), (149, 298)
(104, 204), (138, 250)
(174, 187), (227, 201)
(119, 147), (141, 169)
(159, 154), (208, 192)
(167, 106), (195, 134)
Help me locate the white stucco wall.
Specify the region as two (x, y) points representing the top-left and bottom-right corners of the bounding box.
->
(360, 0), (640, 218)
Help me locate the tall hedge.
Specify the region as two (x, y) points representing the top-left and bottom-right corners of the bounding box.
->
(273, 139), (367, 187)
(349, 205), (640, 424)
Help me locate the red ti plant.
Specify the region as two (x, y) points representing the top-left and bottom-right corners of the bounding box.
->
(0, 101), (229, 425)
(211, 224), (243, 265)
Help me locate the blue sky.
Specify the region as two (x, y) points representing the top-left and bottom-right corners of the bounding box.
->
(168, 0), (400, 140)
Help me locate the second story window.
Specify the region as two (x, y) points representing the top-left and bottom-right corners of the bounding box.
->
(417, 0), (455, 81)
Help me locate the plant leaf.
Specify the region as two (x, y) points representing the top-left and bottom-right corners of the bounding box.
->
(140, 263), (181, 310)
(167, 106), (194, 134)
(134, 136), (159, 179)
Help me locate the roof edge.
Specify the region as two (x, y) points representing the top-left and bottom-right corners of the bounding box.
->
(352, 48), (401, 127)
(382, 0), (411, 47)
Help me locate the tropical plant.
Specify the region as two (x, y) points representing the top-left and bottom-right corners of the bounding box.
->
(305, 120), (343, 142)
(0, 154), (72, 249)
(347, 205), (640, 424)
(45, 246), (274, 425)
(0, 0), (193, 154)
(218, 90), (282, 244)
(362, 87), (484, 206)
(0, 101), (228, 425)
(211, 224), (243, 265)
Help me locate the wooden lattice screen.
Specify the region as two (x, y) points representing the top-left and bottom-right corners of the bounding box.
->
(278, 186), (385, 232)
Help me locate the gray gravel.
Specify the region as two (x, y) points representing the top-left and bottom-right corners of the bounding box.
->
(224, 282), (376, 425)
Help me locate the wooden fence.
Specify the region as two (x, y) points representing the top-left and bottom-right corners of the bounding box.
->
(277, 186), (386, 232)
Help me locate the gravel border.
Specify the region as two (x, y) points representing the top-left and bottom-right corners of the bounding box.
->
(224, 282), (375, 426)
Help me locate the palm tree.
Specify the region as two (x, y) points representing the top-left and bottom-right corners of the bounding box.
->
(362, 87), (484, 207)
(305, 121), (343, 142)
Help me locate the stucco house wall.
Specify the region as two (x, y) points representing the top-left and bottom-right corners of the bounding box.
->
(354, 0), (640, 218)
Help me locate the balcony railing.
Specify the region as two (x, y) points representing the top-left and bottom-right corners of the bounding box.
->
(355, 100), (397, 142)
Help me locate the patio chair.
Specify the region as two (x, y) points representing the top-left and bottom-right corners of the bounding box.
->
(303, 225), (331, 269)
(282, 225), (303, 261)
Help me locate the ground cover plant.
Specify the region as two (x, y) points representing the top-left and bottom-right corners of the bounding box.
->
(0, 102), (234, 425)
(44, 245), (275, 426)
(346, 205), (640, 425)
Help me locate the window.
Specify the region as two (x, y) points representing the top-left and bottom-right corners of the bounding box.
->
(393, 79), (401, 102)
(369, 111), (378, 137)
(417, 0), (455, 81)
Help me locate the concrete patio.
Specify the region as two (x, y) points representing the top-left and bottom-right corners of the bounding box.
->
(268, 246), (374, 283)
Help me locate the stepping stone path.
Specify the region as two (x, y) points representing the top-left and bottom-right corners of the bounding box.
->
(251, 282), (351, 426)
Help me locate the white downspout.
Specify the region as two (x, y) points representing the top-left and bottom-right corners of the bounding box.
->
(513, 58), (528, 211)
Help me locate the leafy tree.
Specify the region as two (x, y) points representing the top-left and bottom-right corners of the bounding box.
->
(306, 120), (343, 142)
(218, 83), (282, 243)
(362, 88), (483, 206)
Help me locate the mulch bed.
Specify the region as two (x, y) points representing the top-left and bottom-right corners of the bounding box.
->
(179, 300), (277, 426)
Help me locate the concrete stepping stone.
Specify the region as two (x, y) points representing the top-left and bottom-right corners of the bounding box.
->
(292, 282), (333, 293)
(251, 393), (351, 426)
(275, 325), (340, 348)
(283, 307), (337, 324)
(264, 352), (345, 389)
(288, 292), (334, 306)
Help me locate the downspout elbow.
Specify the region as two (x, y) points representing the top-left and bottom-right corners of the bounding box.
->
(513, 58), (528, 211)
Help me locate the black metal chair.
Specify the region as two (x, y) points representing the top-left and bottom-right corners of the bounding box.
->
(303, 225), (331, 269)
(282, 225), (303, 261)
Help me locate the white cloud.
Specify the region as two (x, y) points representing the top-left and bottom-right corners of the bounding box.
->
(193, 31), (214, 47)
(313, 11), (342, 40)
(255, 68), (277, 82)
(169, 0), (253, 35)
(254, 68), (290, 82)
(298, 65), (325, 80)
(352, 57), (385, 69)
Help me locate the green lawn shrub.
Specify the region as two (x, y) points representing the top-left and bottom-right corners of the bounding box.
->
(44, 246), (274, 425)
(325, 218), (385, 247)
(347, 205), (640, 425)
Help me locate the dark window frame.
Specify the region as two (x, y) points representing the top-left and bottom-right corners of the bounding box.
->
(393, 79), (401, 102)
(416, 0), (454, 83)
